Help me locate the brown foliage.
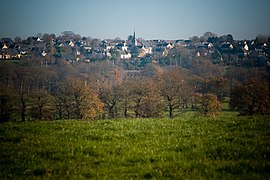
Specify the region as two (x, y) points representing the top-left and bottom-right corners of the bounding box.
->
(29, 90), (55, 120)
(57, 77), (104, 120)
(195, 76), (229, 101)
(127, 78), (163, 118)
(99, 83), (123, 119)
(159, 67), (194, 118)
(194, 93), (222, 117)
(230, 78), (270, 115)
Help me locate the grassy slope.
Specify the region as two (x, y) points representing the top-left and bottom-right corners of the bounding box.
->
(0, 112), (270, 179)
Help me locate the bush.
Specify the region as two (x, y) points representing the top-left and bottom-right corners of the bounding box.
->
(194, 93), (222, 117)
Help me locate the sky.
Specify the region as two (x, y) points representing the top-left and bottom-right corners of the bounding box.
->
(1, 0), (270, 40)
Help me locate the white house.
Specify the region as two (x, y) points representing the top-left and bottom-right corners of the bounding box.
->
(121, 52), (132, 59)
(2, 43), (8, 49)
(208, 43), (214, 48)
(37, 38), (43, 42)
(122, 42), (128, 51)
(41, 51), (47, 57)
(106, 45), (114, 51)
(244, 44), (249, 51)
(166, 43), (174, 49)
(69, 40), (75, 47)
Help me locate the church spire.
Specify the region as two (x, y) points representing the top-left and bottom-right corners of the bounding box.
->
(133, 30), (135, 40)
(132, 30), (137, 46)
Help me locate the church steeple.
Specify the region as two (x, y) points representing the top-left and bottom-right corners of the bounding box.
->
(132, 30), (137, 46)
(133, 31), (135, 40)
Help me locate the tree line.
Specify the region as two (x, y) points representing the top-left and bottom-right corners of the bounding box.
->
(1, 58), (270, 122)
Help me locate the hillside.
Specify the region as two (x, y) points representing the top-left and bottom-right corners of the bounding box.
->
(1, 113), (269, 179)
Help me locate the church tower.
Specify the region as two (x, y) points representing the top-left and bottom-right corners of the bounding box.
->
(132, 31), (137, 46)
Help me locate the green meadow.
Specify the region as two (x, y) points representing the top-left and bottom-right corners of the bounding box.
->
(1, 112), (270, 179)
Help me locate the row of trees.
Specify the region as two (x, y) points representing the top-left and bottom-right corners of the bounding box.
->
(1, 58), (270, 122)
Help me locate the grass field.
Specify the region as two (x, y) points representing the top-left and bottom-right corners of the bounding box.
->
(0, 112), (270, 179)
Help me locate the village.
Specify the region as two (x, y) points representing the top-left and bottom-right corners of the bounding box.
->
(0, 31), (270, 69)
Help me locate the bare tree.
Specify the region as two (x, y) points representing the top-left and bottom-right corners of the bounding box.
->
(159, 67), (193, 118)
(99, 83), (123, 119)
(14, 67), (34, 122)
(128, 78), (163, 118)
(29, 90), (55, 120)
(58, 77), (103, 120)
(0, 86), (15, 122)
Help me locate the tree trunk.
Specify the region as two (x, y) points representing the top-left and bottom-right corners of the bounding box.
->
(124, 100), (128, 118)
(74, 95), (83, 119)
(58, 102), (63, 119)
(134, 99), (141, 118)
(20, 92), (26, 122)
(169, 102), (173, 119)
(65, 104), (70, 119)
(167, 96), (173, 119)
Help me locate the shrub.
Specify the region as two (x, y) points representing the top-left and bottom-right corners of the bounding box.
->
(194, 93), (222, 117)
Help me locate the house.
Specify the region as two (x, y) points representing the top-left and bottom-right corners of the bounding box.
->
(0, 40), (22, 60)
(235, 42), (249, 58)
(106, 45), (114, 51)
(220, 42), (234, 54)
(19, 45), (29, 55)
(115, 43), (125, 50)
(203, 42), (214, 48)
(138, 46), (153, 57)
(41, 51), (47, 57)
(2, 43), (8, 49)
(83, 46), (92, 52)
(162, 48), (169, 56)
(142, 46), (152, 54)
(121, 51), (132, 59)
(68, 40), (75, 47)
(105, 51), (112, 58)
(122, 42), (128, 51)
(166, 43), (174, 49)
(0, 48), (21, 60)
(37, 38), (43, 42)
(255, 48), (265, 57)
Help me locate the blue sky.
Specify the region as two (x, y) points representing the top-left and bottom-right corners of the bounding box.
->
(1, 0), (270, 40)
